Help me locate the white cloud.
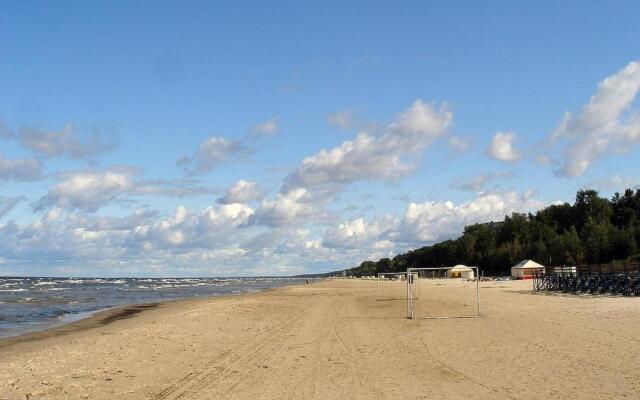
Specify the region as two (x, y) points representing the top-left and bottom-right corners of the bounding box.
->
(395, 191), (546, 245)
(177, 137), (249, 175)
(284, 132), (412, 190)
(133, 203), (254, 249)
(0, 216), (122, 267)
(270, 228), (323, 255)
(322, 217), (388, 250)
(549, 60), (640, 177)
(388, 99), (452, 140)
(0, 187), (550, 276)
(487, 131), (522, 162)
(218, 180), (264, 204)
(321, 191), (546, 254)
(322, 217), (366, 248)
(37, 171), (135, 212)
(250, 188), (319, 227)
(251, 119), (278, 136)
(0, 155), (42, 181)
(36, 170), (214, 212)
(18, 123), (114, 159)
(0, 204), (255, 273)
(45, 207), (63, 222)
(67, 208), (160, 232)
(284, 100), (452, 191)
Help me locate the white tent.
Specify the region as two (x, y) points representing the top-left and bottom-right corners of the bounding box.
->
(511, 260), (545, 279)
(448, 265), (475, 280)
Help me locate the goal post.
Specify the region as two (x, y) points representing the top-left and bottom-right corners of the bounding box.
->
(377, 272), (418, 301)
(407, 267), (480, 319)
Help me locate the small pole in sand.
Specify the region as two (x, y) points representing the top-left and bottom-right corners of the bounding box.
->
(476, 267), (480, 316)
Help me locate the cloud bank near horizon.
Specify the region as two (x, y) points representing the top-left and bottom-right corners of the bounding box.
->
(1, 61), (639, 276)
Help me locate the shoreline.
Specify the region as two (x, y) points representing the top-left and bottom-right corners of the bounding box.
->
(0, 277), (308, 345)
(0, 302), (162, 351)
(0, 283), (301, 350)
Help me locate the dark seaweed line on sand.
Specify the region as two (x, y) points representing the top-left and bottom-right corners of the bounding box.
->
(0, 303), (160, 350)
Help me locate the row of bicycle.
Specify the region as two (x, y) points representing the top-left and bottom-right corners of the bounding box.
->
(534, 272), (640, 296)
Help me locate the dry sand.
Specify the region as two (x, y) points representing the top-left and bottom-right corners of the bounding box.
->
(1, 279), (639, 399)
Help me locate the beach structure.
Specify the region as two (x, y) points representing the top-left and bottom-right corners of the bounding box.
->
(511, 260), (545, 280)
(448, 265), (475, 279)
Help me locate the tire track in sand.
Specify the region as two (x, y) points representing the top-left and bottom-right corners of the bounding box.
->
(329, 301), (364, 400)
(152, 302), (313, 400)
(417, 326), (516, 400)
(274, 296), (343, 400)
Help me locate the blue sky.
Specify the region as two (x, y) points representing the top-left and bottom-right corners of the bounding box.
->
(1, 1), (640, 276)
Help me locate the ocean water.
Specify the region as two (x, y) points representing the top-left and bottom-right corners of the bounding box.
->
(0, 276), (306, 339)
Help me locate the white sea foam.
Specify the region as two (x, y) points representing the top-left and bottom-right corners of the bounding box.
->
(156, 284), (177, 289)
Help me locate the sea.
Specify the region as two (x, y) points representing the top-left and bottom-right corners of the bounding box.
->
(0, 276), (306, 339)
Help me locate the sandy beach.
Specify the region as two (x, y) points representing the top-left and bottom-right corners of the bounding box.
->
(1, 279), (639, 399)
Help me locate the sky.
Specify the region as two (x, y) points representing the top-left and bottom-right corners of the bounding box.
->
(1, 1), (640, 277)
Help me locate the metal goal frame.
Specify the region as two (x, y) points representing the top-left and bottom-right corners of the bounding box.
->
(377, 272), (419, 301)
(406, 267), (480, 319)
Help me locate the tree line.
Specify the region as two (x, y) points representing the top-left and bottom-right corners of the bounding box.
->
(343, 188), (640, 277)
